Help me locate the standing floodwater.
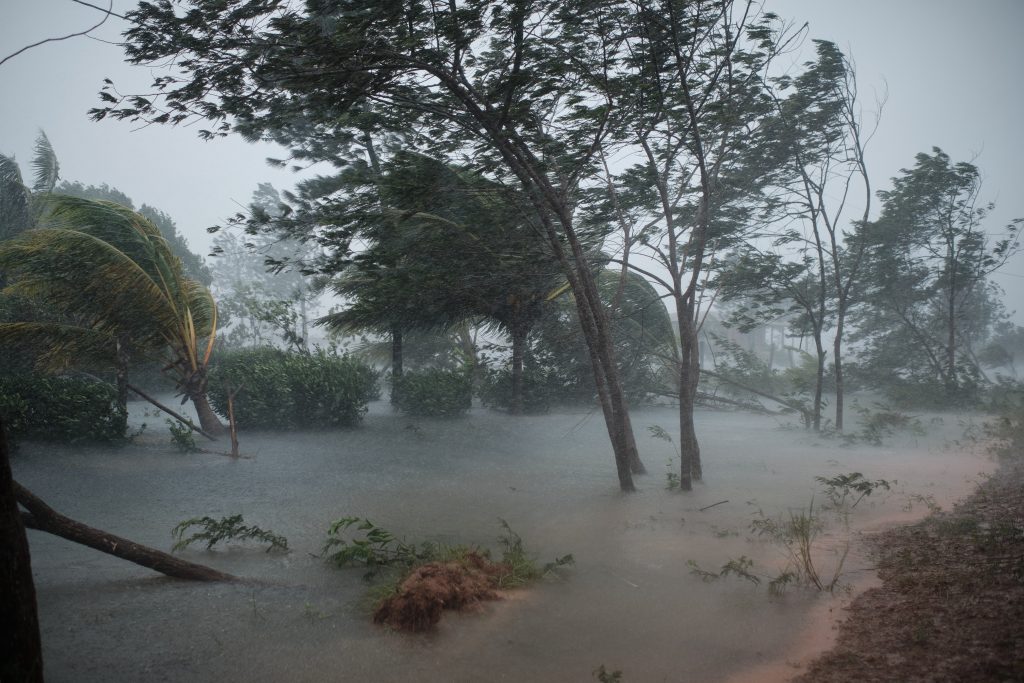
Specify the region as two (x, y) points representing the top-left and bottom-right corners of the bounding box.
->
(13, 401), (989, 682)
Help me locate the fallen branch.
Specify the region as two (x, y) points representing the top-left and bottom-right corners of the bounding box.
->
(14, 482), (235, 582)
(699, 500), (729, 512)
(127, 383), (217, 441)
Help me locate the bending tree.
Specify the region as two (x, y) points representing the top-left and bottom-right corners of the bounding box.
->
(0, 196), (224, 434)
(95, 1), (675, 489)
(855, 149), (1021, 402)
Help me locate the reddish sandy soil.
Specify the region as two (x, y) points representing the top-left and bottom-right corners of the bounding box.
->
(792, 458), (1024, 682)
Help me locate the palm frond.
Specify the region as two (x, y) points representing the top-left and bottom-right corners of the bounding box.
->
(0, 153), (31, 238)
(0, 322), (116, 373)
(31, 130), (59, 194)
(0, 228), (182, 350)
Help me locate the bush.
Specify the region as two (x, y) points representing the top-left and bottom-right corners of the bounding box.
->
(477, 366), (562, 414)
(207, 347), (378, 430)
(0, 375), (127, 444)
(392, 368), (472, 417)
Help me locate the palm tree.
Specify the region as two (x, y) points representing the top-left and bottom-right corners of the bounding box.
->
(0, 130), (59, 241)
(0, 196), (224, 434)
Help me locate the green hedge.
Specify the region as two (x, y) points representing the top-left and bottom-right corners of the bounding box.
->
(392, 368), (473, 418)
(207, 348), (379, 430)
(0, 375), (127, 444)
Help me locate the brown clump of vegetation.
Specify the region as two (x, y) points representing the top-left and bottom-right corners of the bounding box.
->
(794, 460), (1024, 682)
(372, 552), (508, 632)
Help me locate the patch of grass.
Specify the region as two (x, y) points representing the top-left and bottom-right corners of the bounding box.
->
(171, 514), (288, 552)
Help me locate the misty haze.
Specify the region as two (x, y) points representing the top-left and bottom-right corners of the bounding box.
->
(2, 2), (1023, 682)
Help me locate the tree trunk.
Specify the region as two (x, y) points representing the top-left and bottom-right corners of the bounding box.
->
(15, 482), (236, 582)
(834, 315), (846, 431)
(190, 392), (225, 436)
(813, 334), (825, 432)
(510, 323), (526, 415)
(0, 419), (44, 683)
(391, 327), (403, 404)
(127, 384), (216, 441)
(115, 336), (130, 416)
(677, 312), (701, 489)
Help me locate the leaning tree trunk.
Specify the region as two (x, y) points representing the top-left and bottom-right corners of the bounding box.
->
(15, 481), (235, 582)
(190, 392), (225, 437)
(0, 419), (44, 683)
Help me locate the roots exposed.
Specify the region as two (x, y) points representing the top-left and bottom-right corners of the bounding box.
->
(372, 551), (507, 632)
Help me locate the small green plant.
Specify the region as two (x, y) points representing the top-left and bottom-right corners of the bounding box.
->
(167, 418), (201, 453)
(750, 502), (848, 593)
(593, 664), (624, 682)
(816, 472), (893, 511)
(850, 402), (924, 445)
(687, 556), (760, 586)
(172, 514), (288, 552)
(648, 424), (681, 490)
(322, 517), (434, 577)
(903, 493), (942, 514)
(496, 518), (574, 587)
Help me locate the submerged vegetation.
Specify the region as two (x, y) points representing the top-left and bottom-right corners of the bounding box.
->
(171, 514), (288, 553)
(324, 517), (573, 631)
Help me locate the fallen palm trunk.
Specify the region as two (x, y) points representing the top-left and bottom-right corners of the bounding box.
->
(15, 482), (236, 582)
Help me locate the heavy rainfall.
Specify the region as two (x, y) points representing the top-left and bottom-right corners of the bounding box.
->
(1, 1), (1022, 682)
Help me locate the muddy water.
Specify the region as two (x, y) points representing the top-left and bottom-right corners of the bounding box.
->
(12, 402), (991, 682)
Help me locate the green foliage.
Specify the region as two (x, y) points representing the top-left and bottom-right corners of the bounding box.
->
(322, 517), (435, 577)
(686, 556), (761, 586)
(647, 424), (681, 490)
(750, 501), (849, 593)
(392, 368), (472, 418)
(0, 375), (126, 444)
(496, 518), (574, 588)
(172, 514), (288, 552)
(849, 402), (924, 446)
(477, 364), (562, 414)
(853, 149), (1021, 403)
(167, 418), (200, 453)
(816, 472), (893, 510)
(207, 347), (379, 429)
(323, 517), (574, 587)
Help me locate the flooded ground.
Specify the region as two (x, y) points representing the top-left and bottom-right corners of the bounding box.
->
(12, 400), (992, 682)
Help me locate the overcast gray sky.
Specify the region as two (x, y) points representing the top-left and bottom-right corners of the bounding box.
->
(2, 0), (1023, 317)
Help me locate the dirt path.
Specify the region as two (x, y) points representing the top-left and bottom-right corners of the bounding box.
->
(792, 459), (1024, 682)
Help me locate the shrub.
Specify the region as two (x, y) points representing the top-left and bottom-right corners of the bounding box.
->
(392, 368), (472, 417)
(207, 347), (378, 430)
(476, 366), (562, 414)
(0, 375), (127, 444)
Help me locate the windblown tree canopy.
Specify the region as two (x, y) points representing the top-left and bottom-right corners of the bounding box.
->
(853, 148), (1021, 402)
(316, 151), (566, 412)
(0, 196), (224, 434)
(96, 0), (713, 489)
(0, 131), (59, 242)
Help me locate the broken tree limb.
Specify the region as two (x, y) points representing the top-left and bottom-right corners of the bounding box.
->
(127, 383), (217, 441)
(699, 500), (729, 512)
(14, 482), (236, 582)
(701, 369), (812, 427)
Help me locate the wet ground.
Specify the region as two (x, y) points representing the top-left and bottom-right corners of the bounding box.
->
(11, 401), (993, 682)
